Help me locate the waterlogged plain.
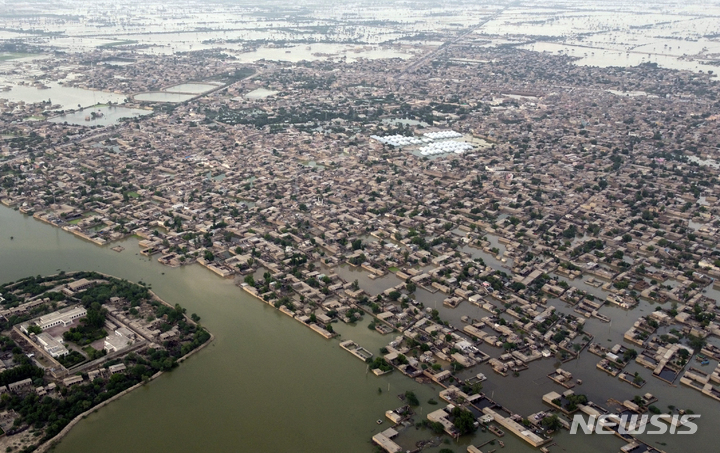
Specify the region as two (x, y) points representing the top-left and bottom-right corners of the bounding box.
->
(134, 92), (197, 103)
(48, 105), (151, 126)
(244, 88), (278, 99)
(0, 81), (128, 109)
(478, 5), (720, 73)
(163, 83), (221, 94)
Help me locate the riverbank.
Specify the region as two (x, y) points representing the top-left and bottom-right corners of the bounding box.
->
(1, 205), (715, 453)
(37, 370), (165, 453)
(38, 326), (215, 453)
(0, 205), (445, 453)
(0, 269), (214, 452)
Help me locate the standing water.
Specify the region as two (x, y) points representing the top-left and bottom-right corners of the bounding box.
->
(0, 206), (715, 453)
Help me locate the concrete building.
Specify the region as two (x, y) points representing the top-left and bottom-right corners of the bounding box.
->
(103, 327), (136, 353)
(35, 332), (69, 357)
(36, 306), (87, 330)
(371, 428), (401, 453)
(63, 375), (84, 386)
(62, 278), (95, 296)
(8, 378), (33, 393)
(108, 363), (126, 375)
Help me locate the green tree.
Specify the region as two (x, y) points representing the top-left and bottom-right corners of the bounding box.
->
(405, 391), (419, 406)
(429, 421), (445, 434)
(451, 407), (476, 435)
(541, 414), (561, 431)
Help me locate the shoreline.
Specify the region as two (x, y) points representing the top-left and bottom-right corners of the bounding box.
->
(39, 328), (215, 453)
(5, 208), (373, 344)
(0, 269), (215, 453)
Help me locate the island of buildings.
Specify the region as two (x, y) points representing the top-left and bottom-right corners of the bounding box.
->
(0, 272), (212, 452)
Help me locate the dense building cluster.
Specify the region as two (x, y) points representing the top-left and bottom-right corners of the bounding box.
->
(2, 28), (720, 453)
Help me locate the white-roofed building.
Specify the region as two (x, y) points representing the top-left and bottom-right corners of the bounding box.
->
(34, 306), (87, 331)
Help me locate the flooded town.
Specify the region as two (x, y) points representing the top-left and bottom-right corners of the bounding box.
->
(1, 0), (720, 452)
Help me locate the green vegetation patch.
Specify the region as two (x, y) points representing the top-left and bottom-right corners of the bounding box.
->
(83, 345), (108, 361)
(63, 303), (107, 346)
(56, 350), (86, 368)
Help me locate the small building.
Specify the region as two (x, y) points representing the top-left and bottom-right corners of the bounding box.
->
(372, 428), (401, 453)
(62, 279), (95, 296)
(8, 378), (33, 393)
(63, 375), (84, 387)
(108, 363), (126, 375)
(104, 327), (136, 353)
(427, 406), (460, 437)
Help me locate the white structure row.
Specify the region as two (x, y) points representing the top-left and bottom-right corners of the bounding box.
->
(423, 130), (463, 140)
(419, 141), (474, 156)
(370, 134), (427, 147)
